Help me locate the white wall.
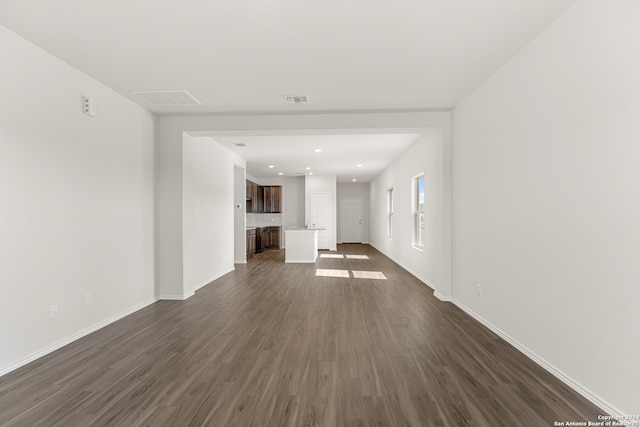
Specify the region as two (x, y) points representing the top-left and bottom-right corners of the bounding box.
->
(369, 132), (444, 293)
(337, 183), (370, 243)
(0, 25), (156, 374)
(452, 0), (640, 415)
(182, 136), (242, 297)
(305, 175), (338, 251)
(284, 177), (305, 230)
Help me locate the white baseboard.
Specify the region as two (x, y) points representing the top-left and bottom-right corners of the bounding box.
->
(157, 292), (194, 301)
(433, 291), (451, 302)
(0, 297), (158, 378)
(452, 298), (623, 417)
(369, 243), (435, 293)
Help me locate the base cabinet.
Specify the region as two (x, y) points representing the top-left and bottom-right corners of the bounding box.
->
(249, 226), (280, 256)
(268, 227), (280, 248)
(258, 227), (268, 252)
(246, 229), (256, 257)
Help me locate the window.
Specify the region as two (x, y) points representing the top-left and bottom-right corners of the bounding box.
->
(387, 188), (394, 239)
(412, 174), (425, 249)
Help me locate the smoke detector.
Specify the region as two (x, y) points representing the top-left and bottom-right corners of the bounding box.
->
(284, 95), (309, 104)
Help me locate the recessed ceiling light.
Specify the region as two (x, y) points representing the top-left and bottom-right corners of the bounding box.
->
(309, 172), (314, 175)
(314, 148), (322, 153)
(352, 179), (357, 182)
(305, 166), (311, 170)
(357, 164), (363, 167)
(268, 165), (274, 168)
(278, 172), (284, 176)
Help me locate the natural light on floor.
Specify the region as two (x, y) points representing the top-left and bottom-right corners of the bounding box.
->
(318, 254), (369, 259)
(352, 271), (387, 280)
(314, 269), (387, 280)
(315, 269), (350, 278)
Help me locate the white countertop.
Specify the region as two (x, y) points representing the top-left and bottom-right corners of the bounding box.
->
(285, 226), (325, 231)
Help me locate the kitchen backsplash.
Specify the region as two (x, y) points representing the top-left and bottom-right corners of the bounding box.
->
(247, 213), (282, 227)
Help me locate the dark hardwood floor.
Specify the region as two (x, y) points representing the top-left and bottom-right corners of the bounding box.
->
(0, 244), (602, 426)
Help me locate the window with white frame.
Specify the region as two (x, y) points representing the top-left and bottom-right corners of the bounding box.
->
(387, 188), (394, 239)
(412, 174), (425, 249)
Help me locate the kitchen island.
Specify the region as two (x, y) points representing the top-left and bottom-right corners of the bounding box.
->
(284, 227), (318, 263)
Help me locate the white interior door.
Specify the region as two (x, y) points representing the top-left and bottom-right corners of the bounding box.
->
(310, 192), (331, 250)
(340, 198), (363, 243)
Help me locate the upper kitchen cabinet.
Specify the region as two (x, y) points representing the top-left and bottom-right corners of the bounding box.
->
(246, 181), (281, 213)
(245, 180), (261, 213)
(262, 186), (282, 213)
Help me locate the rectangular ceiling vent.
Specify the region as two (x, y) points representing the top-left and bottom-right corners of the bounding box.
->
(130, 90), (201, 106)
(234, 142), (247, 147)
(284, 95), (309, 104)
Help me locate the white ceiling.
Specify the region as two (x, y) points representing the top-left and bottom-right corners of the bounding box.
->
(0, 0), (576, 181)
(0, 0), (575, 115)
(213, 133), (423, 183)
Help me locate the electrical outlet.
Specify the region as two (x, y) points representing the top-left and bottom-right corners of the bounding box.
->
(85, 293), (92, 306)
(50, 304), (59, 319)
(476, 284), (482, 296)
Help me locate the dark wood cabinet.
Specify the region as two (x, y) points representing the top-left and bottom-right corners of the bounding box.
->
(245, 180), (260, 213)
(267, 226), (281, 248)
(262, 186), (282, 213)
(272, 186), (281, 212)
(248, 227), (280, 255)
(246, 229), (256, 257)
(256, 227), (268, 252)
(262, 186), (272, 213)
(247, 181), (282, 213)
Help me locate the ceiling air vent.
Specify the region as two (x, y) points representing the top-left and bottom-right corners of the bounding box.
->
(130, 90), (201, 105)
(284, 95), (309, 104)
(234, 143), (247, 147)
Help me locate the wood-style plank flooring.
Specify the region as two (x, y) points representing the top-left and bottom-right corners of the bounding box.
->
(0, 244), (602, 426)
